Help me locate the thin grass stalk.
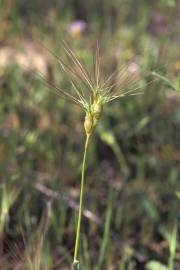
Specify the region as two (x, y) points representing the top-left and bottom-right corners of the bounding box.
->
(82, 235), (91, 270)
(96, 188), (113, 270)
(73, 134), (90, 269)
(168, 221), (177, 270)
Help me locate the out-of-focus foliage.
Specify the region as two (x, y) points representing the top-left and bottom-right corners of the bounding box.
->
(0, 0), (179, 269)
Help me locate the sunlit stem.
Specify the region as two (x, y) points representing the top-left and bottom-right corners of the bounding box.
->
(73, 134), (90, 269)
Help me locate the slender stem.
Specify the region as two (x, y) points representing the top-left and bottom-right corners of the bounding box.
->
(168, 256), (173, 270)
(73, 134), (90, 269)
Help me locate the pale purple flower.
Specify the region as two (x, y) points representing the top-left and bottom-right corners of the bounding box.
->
(67, 20), (87, 36)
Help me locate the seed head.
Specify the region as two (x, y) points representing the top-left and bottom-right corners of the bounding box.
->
(34, 41), (154, 136)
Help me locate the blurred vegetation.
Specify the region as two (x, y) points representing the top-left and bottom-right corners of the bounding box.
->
(0, 0), (180, 269)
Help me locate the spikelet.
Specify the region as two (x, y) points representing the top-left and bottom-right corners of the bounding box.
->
(84, 113), (93, 135)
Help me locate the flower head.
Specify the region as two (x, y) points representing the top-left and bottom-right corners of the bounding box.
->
(67, 20), (87, 37)
(34, 41), (152, 136)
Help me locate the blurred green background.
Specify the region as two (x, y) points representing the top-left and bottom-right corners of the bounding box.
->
(0, 0), (180, 269)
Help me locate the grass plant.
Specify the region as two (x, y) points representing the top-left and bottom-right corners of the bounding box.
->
(0, 1), (180, 268)
(33, 41), (153, 269)
(0, 184), (20, 256)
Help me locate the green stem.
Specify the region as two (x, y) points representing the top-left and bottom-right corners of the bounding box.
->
(73, 134), (90, 269)
(168, 256), (173, 270)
